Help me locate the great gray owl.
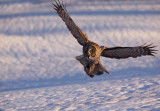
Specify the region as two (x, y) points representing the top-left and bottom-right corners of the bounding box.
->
(53, 1), (157, 78)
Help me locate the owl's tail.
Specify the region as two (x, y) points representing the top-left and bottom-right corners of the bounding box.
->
(75, 55), (110, 77)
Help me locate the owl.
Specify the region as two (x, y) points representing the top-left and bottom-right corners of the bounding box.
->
(53, 1), (157, 78)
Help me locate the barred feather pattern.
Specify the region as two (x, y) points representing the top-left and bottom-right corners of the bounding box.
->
(53, 1), (88, 46)
(101, 44), (157, 59)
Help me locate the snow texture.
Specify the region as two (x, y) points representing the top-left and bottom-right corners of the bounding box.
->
(0, 0), (160, 110)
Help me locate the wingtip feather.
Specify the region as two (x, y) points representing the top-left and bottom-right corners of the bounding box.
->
(52, 0), (66, 11)
(145, 44), (158, 56)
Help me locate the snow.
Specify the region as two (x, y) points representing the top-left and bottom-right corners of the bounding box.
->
(0, 0), (160, 110)
(0, 75), (160, 111)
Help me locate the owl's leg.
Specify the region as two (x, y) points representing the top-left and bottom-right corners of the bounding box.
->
(88, 63), (95, 74)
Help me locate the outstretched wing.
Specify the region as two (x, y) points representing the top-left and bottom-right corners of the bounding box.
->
(53, 1), (88, 46)
(101, 44), (157, 59)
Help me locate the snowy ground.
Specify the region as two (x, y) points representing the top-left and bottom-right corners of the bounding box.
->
(0, 75), (160, 111)
(0, 0), (160, 110)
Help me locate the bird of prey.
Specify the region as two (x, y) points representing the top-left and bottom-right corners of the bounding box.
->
(52, 1), (157, 78)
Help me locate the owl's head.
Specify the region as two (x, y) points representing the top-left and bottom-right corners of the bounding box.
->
(83, 42), (97, 59)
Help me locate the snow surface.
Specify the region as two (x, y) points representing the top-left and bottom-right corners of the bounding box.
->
(0, 0), (160, 110)
(0, 75), (160, 111)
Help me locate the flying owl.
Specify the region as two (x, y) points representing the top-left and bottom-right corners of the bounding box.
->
(53, 1), (157, 78)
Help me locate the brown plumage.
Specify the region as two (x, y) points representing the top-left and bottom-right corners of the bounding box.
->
(53, 1), (157, 78)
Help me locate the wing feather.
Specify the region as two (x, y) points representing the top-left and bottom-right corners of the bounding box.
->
(53, 1), (88, 46)
(101, 44), (157, 59)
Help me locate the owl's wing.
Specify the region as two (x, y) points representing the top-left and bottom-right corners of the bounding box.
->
(53, 1), (88, 46)
(101, 44), (157, 59)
